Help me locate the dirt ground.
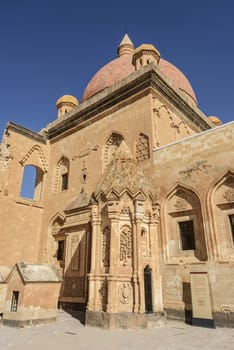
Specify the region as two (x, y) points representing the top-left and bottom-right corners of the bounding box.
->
(0, 310), (233, 350)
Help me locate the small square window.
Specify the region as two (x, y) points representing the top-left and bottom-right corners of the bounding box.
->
(179, 220), (195, 250)
(229, 214), (234, 243)
(11, 291), (19, 312)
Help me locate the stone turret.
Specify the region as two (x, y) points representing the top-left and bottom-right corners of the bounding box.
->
(132, 44), (161, 70)
(56, 95), (78, 118)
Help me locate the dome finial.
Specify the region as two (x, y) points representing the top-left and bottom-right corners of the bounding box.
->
(117, 33), (134, 57)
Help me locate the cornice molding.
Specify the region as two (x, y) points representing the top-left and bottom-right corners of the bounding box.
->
(47, 64), (212, 140)
(6, 122), (47, 144)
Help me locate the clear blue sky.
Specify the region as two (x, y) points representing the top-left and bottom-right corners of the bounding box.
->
(0, 0), (233, 139)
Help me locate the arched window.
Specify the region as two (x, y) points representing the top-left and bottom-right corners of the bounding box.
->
(20, 165), (44, 201)
(135, 133), (150, 162)
(103, 133), (123, 171)
(211, 173), (234, 256)
(54, 157), (70, 193)
(165, 186), (207, 261)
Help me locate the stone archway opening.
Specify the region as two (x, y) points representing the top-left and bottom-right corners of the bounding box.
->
(144, 265), (153, 313)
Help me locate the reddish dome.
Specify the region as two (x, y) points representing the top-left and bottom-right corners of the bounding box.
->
(158, 59), (197, 104)
(82, 54), (135, 101)
(82, 48), (197, 104)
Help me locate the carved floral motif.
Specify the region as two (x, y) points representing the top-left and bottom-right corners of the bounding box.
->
(174, 198), (188, 211)
(223, 188), (234, 202)
(120, 225), (132, 266)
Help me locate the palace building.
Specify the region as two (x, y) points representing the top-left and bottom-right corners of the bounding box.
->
(0, 34), (233, 328)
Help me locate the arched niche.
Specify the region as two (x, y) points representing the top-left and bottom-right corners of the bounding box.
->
(54, 156), (70, 193)
(164, 185), (207, 262)
(46, 213), (65, 265)
(103, 132), (124, 172)
(211, 172), (234, 257)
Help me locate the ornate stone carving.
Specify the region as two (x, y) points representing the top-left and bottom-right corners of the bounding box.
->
(103, 133), (123, 170)
(174, 198), (188, 211)
(141, 228), (149, 257)
(179, 160), (212, 178)
(120, 225), (132, 266)
(20, 144), (48, 172)
(223, 188), (234, 202)
(72, 145), (99, 161)
(118, 282), (131, 304)
(102, 226), (110, 269)
(120, 205), (131, 216)
(152, 203), (160, 221)
(54, 156), (69, 193)
(136, 133), (150, 162)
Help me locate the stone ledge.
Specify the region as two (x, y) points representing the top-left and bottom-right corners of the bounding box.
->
(85, 311), (166, 329)
(213, 311), (234, 328)
(3, 316), (56, 328)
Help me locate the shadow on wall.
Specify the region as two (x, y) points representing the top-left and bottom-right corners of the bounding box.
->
(183, 282), (192, 324)
(56, 223), (91, 326)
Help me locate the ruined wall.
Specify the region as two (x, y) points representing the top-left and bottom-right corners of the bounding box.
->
(0, 125), (49, 265)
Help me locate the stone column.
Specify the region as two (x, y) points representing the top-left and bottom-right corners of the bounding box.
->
(106, 199), (120, 314)
(134, 198), (145, 313)
(132, 220), (139, 313)
(87, 203), (101, 311)
(150, 202), (163, 312)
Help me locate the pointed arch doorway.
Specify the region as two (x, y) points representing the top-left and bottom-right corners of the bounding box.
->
(144, 266), (153, 313)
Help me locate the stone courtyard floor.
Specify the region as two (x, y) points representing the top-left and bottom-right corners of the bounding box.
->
(0, 310), (234, 350)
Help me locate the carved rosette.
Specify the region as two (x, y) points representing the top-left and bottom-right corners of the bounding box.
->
(223, 188), (234, 203)
(118, 283), (132, 304)
(175, 198), (188, 211)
